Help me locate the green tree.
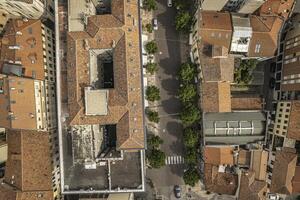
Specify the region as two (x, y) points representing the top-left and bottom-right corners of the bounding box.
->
(143, 0), (157, 11)
(183, 127), (198, 148)
(183, 167), (200, 186)
(145, 40), (158, 54)
(234, 59), (258, 86)
(148, 135), (163, 149)
(146, 86), (160, 102)
(180, 105), (200, 126)
(178, 83), (197, 103)
(178, 62), (196, 83)
(145, 23), (153, 33)
(147, 149), (166, 168)
(175, 11), (191, 33)
(145, 62), (158, 75)
(185, 148), (197, 164)
(146, 109), (160, 123)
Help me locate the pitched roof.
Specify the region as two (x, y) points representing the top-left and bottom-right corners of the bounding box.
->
(0, 75), (38, 130)
(258, 0), (295, 20)
(4, 129), (53, 192)
(292, 166), (300, 193)
(204, 146), (234, 166)
(0, 19), (45, 80)
(270, 148), (297, 195)
(202, 82), (231, 113)
(239, 170), (268, 200)
(231, 96), (263, 110)
(250, 150), (268, 181)
(199, 11), (233, 49)
(204, 164), (238, 195)
(0, 185), (53, 200)
(286, 101), (300, 140)
(248, 16), (283, 57)
(198, 43), (234, 82)
(67, 0), (144, 150)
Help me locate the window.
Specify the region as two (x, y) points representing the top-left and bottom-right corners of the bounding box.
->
(255, 44), (261, 53)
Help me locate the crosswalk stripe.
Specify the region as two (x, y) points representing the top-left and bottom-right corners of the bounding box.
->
(164, 155), (185, 165)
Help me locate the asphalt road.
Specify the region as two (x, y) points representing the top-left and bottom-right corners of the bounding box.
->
(146, 0), (190, 196)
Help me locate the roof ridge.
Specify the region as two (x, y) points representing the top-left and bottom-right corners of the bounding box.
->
(255, 15), (272, 32)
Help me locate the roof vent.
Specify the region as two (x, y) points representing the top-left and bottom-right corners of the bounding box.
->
(112, 40), (116, 48)
(8, 45), (20, 50)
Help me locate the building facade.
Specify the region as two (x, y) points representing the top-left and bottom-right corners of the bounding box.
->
(0, 0), (44, 19)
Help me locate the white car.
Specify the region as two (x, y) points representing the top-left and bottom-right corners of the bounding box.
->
(153, 18), (158, 30)
(168, 0), (172, 7)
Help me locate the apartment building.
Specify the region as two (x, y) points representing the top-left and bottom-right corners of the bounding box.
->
(0, 75), (48, 130)
(0, 18), (61, 199)
(204, 146), (269, 198)
(274, 14), (300, 101)
(0, 0), (44, 19)
(0, 129), (54, 200)
(265, 147), (299, 196)
(0, 19), (57, 129)
(59, 0), (145, 194)
(200, 0), (266, 14)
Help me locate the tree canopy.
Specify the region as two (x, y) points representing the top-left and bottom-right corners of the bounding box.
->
(146, 86), (160, 102)
(183, 127), (198, 148)
(175, 11), (192, 33)
(145, 62), (158, 75)
(178, 62), (196, 83)
(143, 0), (157, 11)
(147, 149), (166, 168)
(147, 135), (163, 149)
(146, 109), (160, 123)
(183, 167), (200, 186)
(145, 40), (158, 54)
(180, 105), (201, 126)
(178, 83), (197, 103)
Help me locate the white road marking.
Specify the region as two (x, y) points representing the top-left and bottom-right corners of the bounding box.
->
(165, 155), (185, 165)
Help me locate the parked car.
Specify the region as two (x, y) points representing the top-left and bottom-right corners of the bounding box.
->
(153, 18), (158, 30)
(174, 185), (181, 198)
(168, 0), (172, 7)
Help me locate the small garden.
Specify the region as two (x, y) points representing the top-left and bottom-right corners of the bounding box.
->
(177, 61), (201, 186)
(234, 59), (258, 87)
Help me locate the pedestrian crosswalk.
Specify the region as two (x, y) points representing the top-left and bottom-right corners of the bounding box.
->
(165, 155), (185, 165)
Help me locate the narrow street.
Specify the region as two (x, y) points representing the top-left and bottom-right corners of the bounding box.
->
(146, 0), (190, 198)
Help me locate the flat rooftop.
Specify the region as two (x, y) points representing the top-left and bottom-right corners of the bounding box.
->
(85, 88), (108, 116)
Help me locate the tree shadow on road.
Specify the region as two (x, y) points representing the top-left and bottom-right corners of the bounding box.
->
(160, 96), (181, 115)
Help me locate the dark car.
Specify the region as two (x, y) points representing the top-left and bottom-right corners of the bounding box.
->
(174, 185), (181, 198)
(269, 77), (275, 89)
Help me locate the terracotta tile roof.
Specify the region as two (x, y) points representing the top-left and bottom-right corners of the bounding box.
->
(258, 0), (295, 20)
(231, 96), (263, 110)
(239, 170), (268, 200)
(287, 101), (300, 140)
(4, 129), (53, 192)
(199, 11), (233, 49)
(67, 0), (144, 150)
(248, 16), (283, 57)
(238, 149), (251, 166)
(292, 166), (300, 193)
(0, 75), (37, 130)
(0, 184), (53, 200)
(0, 19), (45, 80)
(250, 150), (268, 181)
(202, 82), (231, 113)
(204, 146), (234, 165)
(204, 164), (238, 195)
(270, 148), (297, 195)
(198, 43), (234, 82)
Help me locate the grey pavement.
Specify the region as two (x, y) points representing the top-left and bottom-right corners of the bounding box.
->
(146, 0), (190, 195)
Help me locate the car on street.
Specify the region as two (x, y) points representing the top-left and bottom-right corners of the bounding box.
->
(168, 0), (172, 7)
(153, 18), (158, 30)
(174, 185), (181, 198)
